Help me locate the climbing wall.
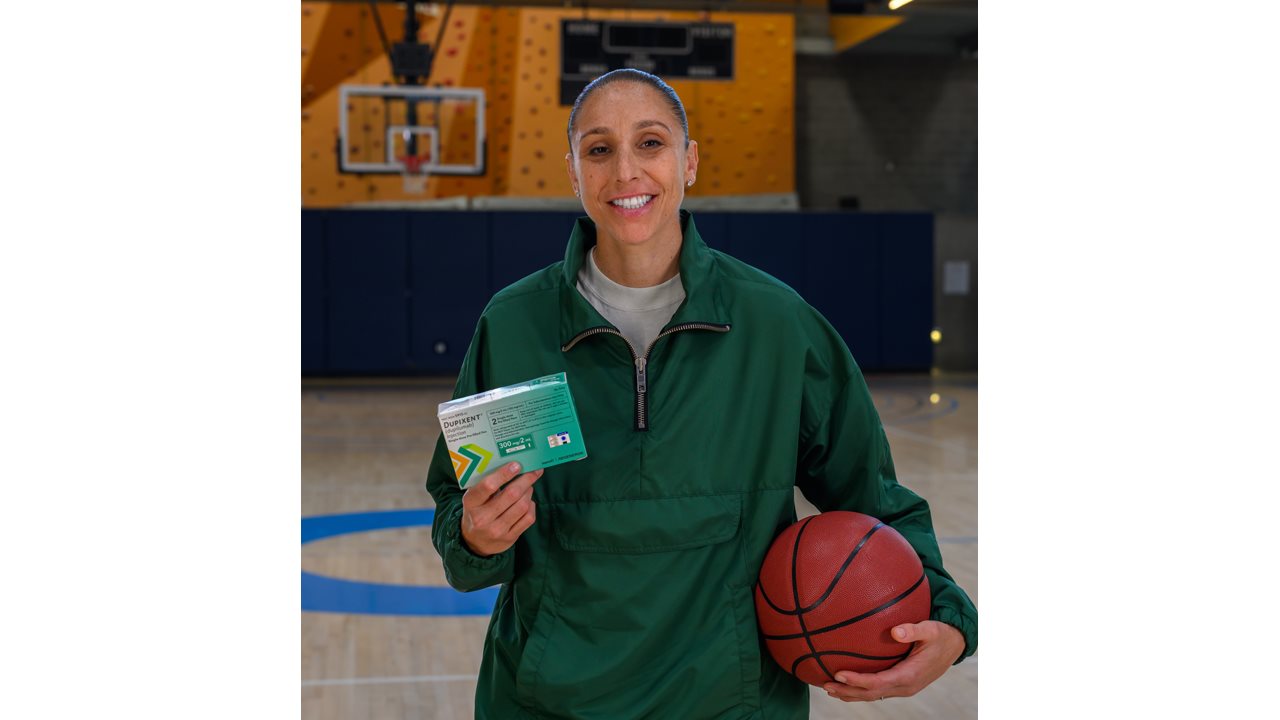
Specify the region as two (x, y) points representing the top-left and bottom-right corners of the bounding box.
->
(301, 3), (794, 207)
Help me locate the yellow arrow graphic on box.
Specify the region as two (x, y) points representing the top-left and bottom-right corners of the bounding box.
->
(450, 443), (493, 487)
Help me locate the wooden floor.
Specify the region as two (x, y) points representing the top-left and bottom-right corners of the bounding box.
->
(302, 373), (978, 719)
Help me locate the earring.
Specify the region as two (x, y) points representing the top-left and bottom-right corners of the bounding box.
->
(687, 179), (694, 187)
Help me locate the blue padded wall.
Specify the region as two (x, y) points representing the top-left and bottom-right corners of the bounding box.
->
(409, 212), (491, 374)
(879, 214), (934, 369)
(302, 211), (325, 373)
(489, 212), (580, 292)
(302, 210), (934, 375)
(326, 212), (410, 373)
(724, 213), (806, 294)
(689, 212), (729, 252)
(803, 213), (882, 369)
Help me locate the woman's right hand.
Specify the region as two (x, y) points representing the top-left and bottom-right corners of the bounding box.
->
(460, 461), (543, 557)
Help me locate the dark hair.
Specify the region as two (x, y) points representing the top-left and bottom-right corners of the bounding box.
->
(566, 69), (689, 150)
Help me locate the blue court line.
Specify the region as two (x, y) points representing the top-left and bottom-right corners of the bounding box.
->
(301, 572), (498, 615)
(302, 508), (435, 545)
(302, 508), (498, 616)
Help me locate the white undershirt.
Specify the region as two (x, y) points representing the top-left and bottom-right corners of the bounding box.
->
(576, 247), (687, 355)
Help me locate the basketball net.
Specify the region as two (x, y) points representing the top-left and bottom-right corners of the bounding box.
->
(398, 155), (431, 194)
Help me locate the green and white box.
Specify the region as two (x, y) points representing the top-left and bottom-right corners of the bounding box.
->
(438, 372), (587, 488)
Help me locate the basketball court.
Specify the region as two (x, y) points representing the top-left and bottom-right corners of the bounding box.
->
(301, 0), (978, 716)
(301, 373), (978, 719)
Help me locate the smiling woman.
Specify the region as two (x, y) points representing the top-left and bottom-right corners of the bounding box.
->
(564, 71), (699, 289)
(422, 69), (978, 720)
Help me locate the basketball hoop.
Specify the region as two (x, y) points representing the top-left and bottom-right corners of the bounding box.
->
(397, 155), (432, 194)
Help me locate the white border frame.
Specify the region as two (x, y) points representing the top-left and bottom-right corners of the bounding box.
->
(338, 84), (485, 175)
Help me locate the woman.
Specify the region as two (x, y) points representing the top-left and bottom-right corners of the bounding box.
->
(425, 69), (977, 719)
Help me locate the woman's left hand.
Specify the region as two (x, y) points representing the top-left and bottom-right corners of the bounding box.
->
(821, 621), (966, 702)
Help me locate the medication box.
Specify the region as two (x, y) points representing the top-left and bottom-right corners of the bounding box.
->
(437, 372), (587, 488)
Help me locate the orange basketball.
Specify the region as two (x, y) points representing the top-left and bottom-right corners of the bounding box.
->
(754, 511), (931, 686)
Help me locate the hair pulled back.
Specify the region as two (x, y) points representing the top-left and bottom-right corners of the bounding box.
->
(566, 69), (689, 150)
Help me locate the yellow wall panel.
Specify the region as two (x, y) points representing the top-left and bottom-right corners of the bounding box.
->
(300, 3), (328, 81)
(302, 3), (795, 208)
(829, 15), (903, 54)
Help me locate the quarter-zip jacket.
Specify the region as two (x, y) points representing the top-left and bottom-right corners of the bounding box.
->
(425, 211), (978, 720)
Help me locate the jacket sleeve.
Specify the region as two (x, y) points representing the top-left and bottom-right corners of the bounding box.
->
(793, 322), (978, 663)
(424, 315), (515, 592)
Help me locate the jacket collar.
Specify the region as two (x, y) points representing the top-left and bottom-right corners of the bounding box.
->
(559, 210), (730, 346)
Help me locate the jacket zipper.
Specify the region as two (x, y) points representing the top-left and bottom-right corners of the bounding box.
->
(562, 323), (731, 431)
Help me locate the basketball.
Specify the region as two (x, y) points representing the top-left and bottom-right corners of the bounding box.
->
(754, 511), (932, 686)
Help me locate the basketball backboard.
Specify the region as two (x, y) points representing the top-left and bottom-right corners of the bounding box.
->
(338, 84), (486, 176)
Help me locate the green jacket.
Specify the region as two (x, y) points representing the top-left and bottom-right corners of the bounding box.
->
(425, 212), (977, 719)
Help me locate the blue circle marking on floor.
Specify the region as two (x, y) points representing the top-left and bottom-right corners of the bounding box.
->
(302, 508), (498, 616)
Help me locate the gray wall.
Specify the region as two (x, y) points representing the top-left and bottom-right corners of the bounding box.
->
(934, 213), (977, 371)
(796, 53), (978, 371)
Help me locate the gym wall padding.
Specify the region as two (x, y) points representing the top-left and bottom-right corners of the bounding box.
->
(803, 213), (883, 368)
(326, 212), (412, 373)
(301, 210), (933, 375)
(408, 212), (494, 374)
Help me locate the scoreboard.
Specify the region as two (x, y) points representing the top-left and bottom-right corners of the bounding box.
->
(560, 20), (735, 105)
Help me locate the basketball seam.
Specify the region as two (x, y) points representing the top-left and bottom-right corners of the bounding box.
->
(789, 648), (913, 677)
(755, 578), (789, 616)
(756, 522), (885, 617)
(762, 571), (927, 641)
(789, 516), (837, 684)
